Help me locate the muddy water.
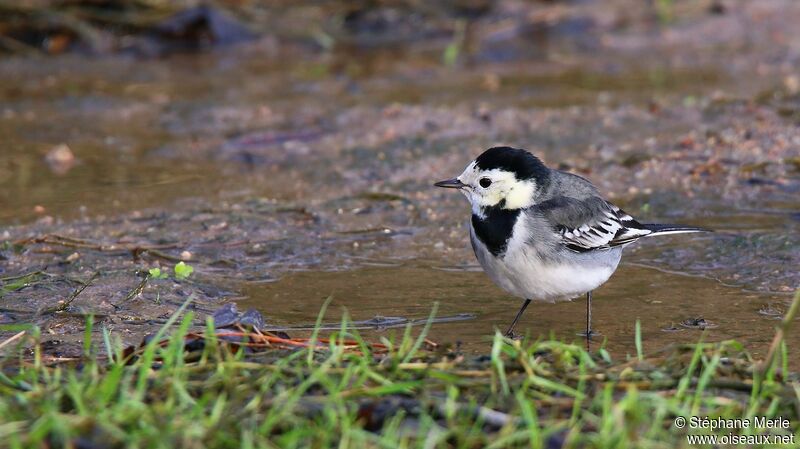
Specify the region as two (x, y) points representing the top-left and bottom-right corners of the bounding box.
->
(0, 48), (779, 226)
(240, 263), (796, 363)
(2, 3), (800, 363)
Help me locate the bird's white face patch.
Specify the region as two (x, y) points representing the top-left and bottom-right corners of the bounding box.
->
(456, 161), (537, 214)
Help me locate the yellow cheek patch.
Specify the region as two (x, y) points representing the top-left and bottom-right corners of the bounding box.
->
(503, 180), (536, 209)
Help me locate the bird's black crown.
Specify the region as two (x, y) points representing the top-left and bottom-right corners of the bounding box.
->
(474, 146), (550, 182)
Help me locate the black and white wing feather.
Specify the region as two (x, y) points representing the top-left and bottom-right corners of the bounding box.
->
(535, 196), (701, 253)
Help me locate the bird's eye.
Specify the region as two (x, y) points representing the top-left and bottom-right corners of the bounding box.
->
(479, 178), (492, 188)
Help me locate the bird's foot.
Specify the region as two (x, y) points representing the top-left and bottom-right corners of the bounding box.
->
(504, 330), (523, 340)
(577, 330), (601, 339)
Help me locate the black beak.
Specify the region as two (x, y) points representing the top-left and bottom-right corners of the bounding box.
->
(434, 178), (466, 189)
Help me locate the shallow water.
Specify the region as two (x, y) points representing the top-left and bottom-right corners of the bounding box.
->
(239, 263), (797, 365)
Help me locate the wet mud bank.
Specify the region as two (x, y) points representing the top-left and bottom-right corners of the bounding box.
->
(1, 1), (799, 359)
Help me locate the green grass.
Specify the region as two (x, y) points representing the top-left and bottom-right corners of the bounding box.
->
(1, 292), (799, 448)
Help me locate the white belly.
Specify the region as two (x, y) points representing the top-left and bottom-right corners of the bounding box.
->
(471, 228), (622, 302)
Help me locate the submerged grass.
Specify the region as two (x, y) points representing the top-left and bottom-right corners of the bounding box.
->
(0, 292), (799, 448)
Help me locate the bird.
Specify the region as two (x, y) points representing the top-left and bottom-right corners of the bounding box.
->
(435, 146), (709, 338)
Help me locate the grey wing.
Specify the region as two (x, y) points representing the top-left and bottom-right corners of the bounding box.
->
(535, 196), (651, 252)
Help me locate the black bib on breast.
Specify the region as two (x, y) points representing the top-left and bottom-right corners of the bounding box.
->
(471, 205), (521, 256)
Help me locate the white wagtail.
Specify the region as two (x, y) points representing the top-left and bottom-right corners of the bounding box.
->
(435, 146), (709, 338)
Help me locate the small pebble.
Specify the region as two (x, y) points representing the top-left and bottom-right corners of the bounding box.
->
(36, 216), (54, 226)
(44, 143), (75, 175)
(784, 75), (799, 94)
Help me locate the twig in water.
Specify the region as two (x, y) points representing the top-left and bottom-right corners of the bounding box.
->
(139, 248), (184, 262)
(16, 234), (180, 259)
(0, 331), (26, 352)
(119, 274), (149, 305)
(37, 272), (99, 315)
(0, 270), (44, 282)
(274, 313), (475, 332)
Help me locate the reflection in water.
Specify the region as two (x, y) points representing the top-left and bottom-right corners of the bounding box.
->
(240, 263), (798, 367)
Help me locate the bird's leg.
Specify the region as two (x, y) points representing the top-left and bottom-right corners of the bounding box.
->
(577, 290), (600, 339)
(504, 299), (531, 338)
(586, 290), (592, 337)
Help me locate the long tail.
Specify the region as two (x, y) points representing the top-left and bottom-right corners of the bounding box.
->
(642, 223), (712, 236)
